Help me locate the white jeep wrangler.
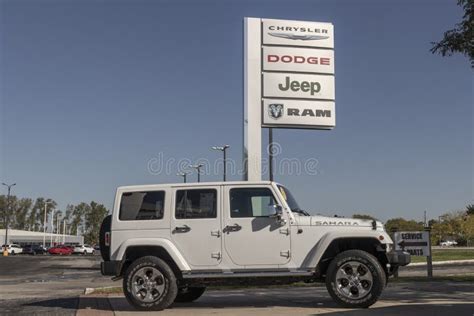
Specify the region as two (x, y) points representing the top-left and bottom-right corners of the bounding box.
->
(100, 181), (409, 310)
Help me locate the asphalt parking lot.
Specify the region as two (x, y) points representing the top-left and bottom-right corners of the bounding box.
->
(0, 255), (473, 315)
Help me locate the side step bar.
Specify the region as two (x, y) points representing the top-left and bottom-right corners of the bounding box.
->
(182, 270), (314, 279)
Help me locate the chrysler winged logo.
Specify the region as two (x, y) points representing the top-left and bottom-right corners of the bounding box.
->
(268, 104), (284, 120)
(268, 33), (329, 41)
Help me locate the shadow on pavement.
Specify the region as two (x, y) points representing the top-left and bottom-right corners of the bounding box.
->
(23, 284), (474, 315)
(18, 297), (78, 316)
(319, 303), (474, 316)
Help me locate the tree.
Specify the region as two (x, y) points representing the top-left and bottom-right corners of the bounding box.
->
(0, 195), (7, 229)
(13, 198), (33, 230)
(431, 0), (474, 67)
(70, 203), (90, 236)
(431, 211), (470, 245)
(384, 218), (424, 232)
(29, 198), (56, 232)
(461, 214), (474, 246)
(83, 202), (108, 245)
(352, 214), (377, 220)
(466, 204), (474, 215)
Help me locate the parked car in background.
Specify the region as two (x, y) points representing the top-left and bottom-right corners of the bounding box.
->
(48, 245), (73, 255)
(22, 244), (46, 255)
(2, 244), (23, 255)
(440, 240), (458, 247)
(73, 244), (95, 255)
(64, 245), (75, 252)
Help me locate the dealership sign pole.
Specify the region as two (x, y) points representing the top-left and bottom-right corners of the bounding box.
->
(244, 17), (335, 181)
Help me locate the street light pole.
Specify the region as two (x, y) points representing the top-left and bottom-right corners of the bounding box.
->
(43, 201), (53, 249)
(189, 164), (204, 183)
(50, 209), (55, 247)
(63, 219), (66, 244)
(2, 183), (16, 253)
(211, 145), (230, 181)
(177, 172), (189, 183)
(56, 213), (60, 244)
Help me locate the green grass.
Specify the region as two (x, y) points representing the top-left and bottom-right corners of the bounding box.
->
(410, 249), (474, 263)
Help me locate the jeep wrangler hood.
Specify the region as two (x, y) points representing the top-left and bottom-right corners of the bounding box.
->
(294, 215), (385, 230)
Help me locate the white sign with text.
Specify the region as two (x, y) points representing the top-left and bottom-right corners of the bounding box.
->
(262, 99), (335, 129)
(394, 231), (431, 257)
(263, 46), (335, 74)
(262, 19), (334, 48)
(263, 72), (335, 100)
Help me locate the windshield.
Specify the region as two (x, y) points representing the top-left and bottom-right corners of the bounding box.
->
(277, 185), (301, 213)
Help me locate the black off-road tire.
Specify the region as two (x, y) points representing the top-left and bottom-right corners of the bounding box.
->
(325, 249), (386, 308)
(123, 256), (178, 311)
(174, 286), (206, 303)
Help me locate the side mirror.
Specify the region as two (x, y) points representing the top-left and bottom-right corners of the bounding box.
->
(269, 204), (283, 219)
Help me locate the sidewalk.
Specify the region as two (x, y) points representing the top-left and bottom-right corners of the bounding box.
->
(406, 259), (474, 267)
(76, 282), (474, 316)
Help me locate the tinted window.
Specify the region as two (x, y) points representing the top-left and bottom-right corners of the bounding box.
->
(175, 189), (217, 219)
(230, 188), (277, 218)
(119, 191), (165, 220)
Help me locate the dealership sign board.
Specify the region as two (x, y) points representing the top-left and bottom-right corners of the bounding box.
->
(244, 18), (335, 131)
(244, 17), (335, 180)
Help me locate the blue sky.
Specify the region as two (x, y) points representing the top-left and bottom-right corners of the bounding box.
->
(1, 0), (472, 222)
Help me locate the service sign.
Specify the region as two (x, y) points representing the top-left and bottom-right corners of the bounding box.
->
(263, 72), (335, 100)
(262, 99), (335, 129)
(394, 231), (431, 257)
(263, 46), (334, 74)
(262, 19), (334, 49)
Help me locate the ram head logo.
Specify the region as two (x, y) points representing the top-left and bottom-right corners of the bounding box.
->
(268, 104), (284, 120)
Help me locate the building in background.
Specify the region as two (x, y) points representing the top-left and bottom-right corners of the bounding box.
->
(0, 229), (83, 247)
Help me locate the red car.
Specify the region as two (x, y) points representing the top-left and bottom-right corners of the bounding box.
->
(48, 246), (73, 255)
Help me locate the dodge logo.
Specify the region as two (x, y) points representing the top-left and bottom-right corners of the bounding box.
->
(268, 104), (284, 120)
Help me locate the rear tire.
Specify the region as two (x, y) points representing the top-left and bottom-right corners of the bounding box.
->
(325, 249), (385, 308)
(123, 256), (178, 311)
(174, 287), (206, 303)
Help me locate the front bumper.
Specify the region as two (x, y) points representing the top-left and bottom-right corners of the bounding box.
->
(386, 250), (411, 267)
(101, 260), (121, 276)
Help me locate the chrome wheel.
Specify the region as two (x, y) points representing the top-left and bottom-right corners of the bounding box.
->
(132, 267), (166, 303)
(335, 261), (373, 299)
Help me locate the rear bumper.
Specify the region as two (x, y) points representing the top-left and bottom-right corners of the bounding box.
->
(101, 260), (121, 276)
(386, 250), (411, 267)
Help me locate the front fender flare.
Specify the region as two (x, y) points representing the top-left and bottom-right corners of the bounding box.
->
(301, 230), (391, 269)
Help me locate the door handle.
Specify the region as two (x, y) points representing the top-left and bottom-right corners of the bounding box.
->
(173, 225), (191, 233)
(224, 223), (242, 233)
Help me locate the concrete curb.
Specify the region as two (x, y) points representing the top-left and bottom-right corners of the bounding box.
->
(407, 259), (474, 267)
